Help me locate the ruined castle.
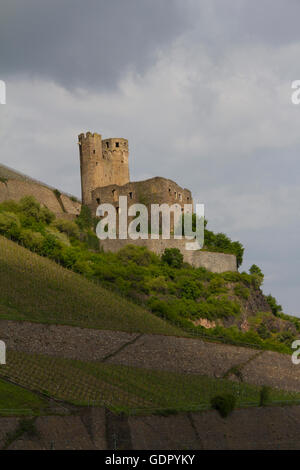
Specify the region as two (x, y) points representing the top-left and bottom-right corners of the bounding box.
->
(78, 131), (192, 217)
(0, 131), (237, 272)
(78, 131), (237, 273)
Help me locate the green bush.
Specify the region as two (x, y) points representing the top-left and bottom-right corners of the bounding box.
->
(85, 230), (100, 251)
(162, 248), (183, 268)
(0, 211), (20, 234)
(19, 196), (41, 221)
(53, 219), (80, 239)
(266, 294), (282, 316)
(259, 386), (271, 406)
(277, 331), (295, 345)
(118, 245), (157, 266)
(0, 200), (20, 213)
(146, 276), (169, 294)
(249, 264), (264, 288)
(19, 229), (44, 252)
(147, 297), (170, 318)
(197, 296), (240, 320)
(234, 284), (250, 300)
(40, 206), (55, 224)
(53, 189), (61, 199)
(40, 233), (62, 259)
(176, 277), (203, 300)
(257, 323), (272, 339)
(206, 277), (227, 296)
(211, 393), (236, 418)
(76, 205), (93, 230)
(257, 323), (271, 340)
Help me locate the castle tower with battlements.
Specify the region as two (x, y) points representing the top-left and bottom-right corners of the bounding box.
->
(78, 132), (129, 205)
(77, 130), (237, 272)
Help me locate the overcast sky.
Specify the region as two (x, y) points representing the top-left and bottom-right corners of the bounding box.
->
(0, 0), (300, 314)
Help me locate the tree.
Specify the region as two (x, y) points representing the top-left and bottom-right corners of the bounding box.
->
(161, 248), (183, 268)
(249, 264), (264, 288)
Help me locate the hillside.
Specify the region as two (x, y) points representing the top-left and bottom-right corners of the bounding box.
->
(0, 199), (300, 424)
(0, 195), (298, 353)
(0, 236), (181, 336)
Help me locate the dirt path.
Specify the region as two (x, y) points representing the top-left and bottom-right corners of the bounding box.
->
(1, 319), (300, 391)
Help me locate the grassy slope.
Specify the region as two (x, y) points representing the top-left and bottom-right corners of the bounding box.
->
(0, 236), (182, 335)
(1, 350), (299, 415)
(0, 378), (47, 416)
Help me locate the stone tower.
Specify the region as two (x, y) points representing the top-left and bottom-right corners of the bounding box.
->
(78, 132), (129, 205)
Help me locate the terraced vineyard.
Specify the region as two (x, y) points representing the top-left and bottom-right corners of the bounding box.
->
(0, 377), (48, 416)
(1, 350), (300, 415)
(0, 236), (182, 335)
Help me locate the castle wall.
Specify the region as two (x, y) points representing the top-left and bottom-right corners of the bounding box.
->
(91, 177), (193, 234)
(90, 177), (192, 217)
(99, 238), (237, 273)
(0, 179), (81, 219)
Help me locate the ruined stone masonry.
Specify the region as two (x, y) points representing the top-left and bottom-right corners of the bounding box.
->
(79, 131), (237, 272)
(0, 130), (237, 273)
(0, 164), (81, 220)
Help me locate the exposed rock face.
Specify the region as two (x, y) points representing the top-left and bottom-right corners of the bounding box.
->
(242, 288), (272, 315)
(193, 318), (216, 329)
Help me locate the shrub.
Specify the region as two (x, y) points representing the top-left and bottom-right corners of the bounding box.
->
(118, 245), (156, 266)
(257, 322), (271, 340)
(197, 296), (240, 320)
(240, 272), (253, 287)
(85, 230), (100, 251)
(211, 393), (236, 418)
(73, 259), (94, 277)
(19, 229), (44, 251)
(249, 264), (264, 288)
(40, 233), (62, 259)
(259, 386), (271, 406)
(40, 206), (55, 224)
(206, 277), (227, 296)
(234, 284), (250, 300)
(147, 297), (169, 318)
(277, 331), (295, 345)
(76, 205), (93, 230)
(222, 271), (241, 282)
(19, 196), (41, 221)
(266, 294), (282, 316)
(175, 276), (203, 300)
(53, 189), (61, 199)
(0, 211), (20, 234)
(53, 219), (80, 239)
(162, 248), (183, 269)
(0, 200), (20, 213)
(146, 276), (169, 294)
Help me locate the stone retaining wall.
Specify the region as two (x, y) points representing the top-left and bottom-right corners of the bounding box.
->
(100, 238), (237, 273)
